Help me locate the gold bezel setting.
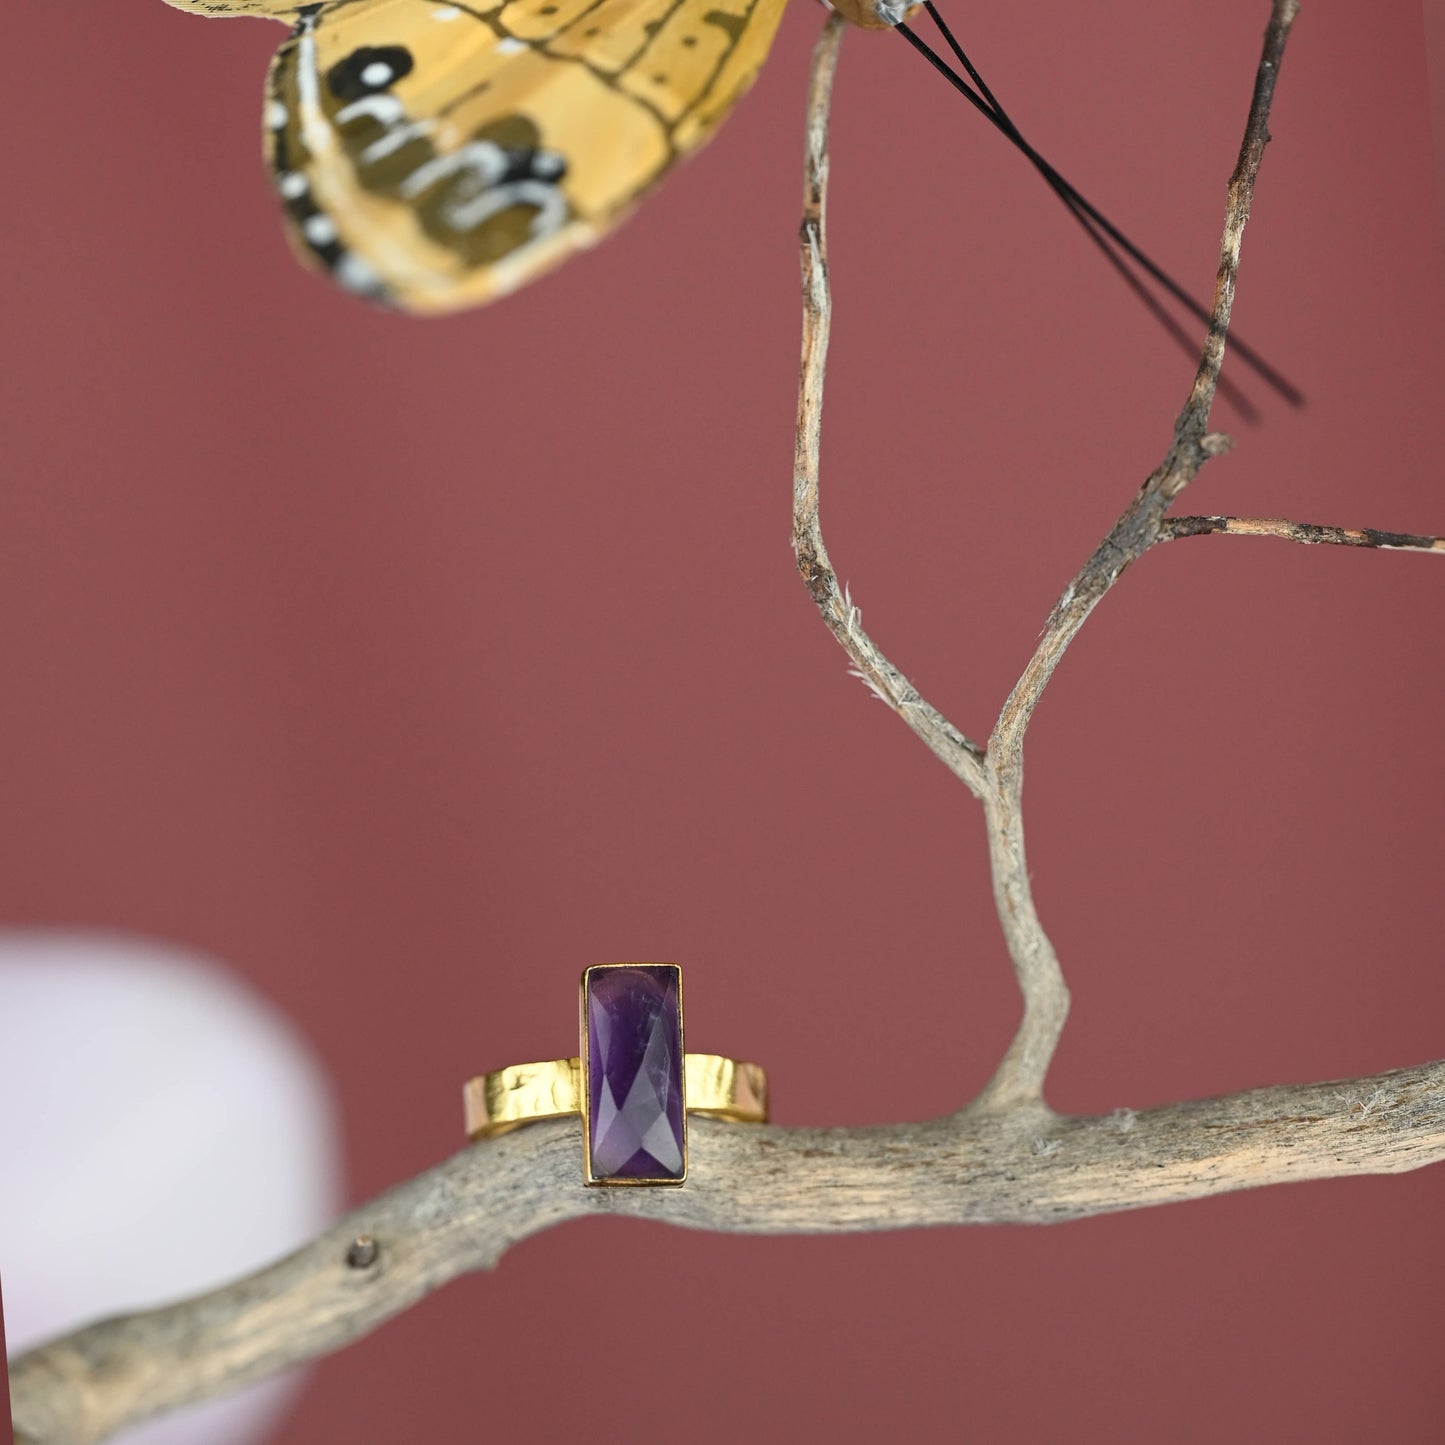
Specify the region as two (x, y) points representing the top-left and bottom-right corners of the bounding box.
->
(580, 962), (688, 1187)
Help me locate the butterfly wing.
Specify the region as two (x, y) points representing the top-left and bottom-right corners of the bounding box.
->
(237, 0), (788, 312)
(163, 2), (304, 15)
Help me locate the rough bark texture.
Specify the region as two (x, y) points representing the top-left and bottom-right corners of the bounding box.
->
(13, 1060), (1445, 1445)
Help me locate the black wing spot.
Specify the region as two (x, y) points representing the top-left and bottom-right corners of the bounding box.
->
(327, 46), (415, 102)
(473, 115), (543, 152)
(472, 117), (567, 185)
(703, 8), (745, 43)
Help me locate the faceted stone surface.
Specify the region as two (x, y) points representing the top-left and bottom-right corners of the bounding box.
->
(585, 965), (685, 1182)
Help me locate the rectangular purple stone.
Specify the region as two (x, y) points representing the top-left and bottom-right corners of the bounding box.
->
(582, 964), (686, 1185)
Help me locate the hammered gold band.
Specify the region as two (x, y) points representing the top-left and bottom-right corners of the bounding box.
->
(464, 1054), (768, 1141)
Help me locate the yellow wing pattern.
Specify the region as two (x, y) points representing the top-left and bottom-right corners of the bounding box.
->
(164, 1), (303, 15)
(168, 0), (789, 312)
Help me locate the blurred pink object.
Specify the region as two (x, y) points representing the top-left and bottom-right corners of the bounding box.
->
(0, 932), (342, 1445)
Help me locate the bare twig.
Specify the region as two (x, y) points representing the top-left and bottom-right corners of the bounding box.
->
(794, 0), (1300, 1111)
(792, 15), (989, 800)
(12, 1060), (1445, 1445)
(991, 0), (1301, 771)
(11, 4), (1442, 1441)
(786, 11), (1073, 1106)
(974, 0), (1299, 1104)
(1163, 515), (1445, 553)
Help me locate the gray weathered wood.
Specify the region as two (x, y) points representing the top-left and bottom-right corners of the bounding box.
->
(12, 1064), (1444, 1445)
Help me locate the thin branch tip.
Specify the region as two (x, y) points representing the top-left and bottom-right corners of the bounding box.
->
(1163, 515), (1445, 553)
(792, 14), (987, 795)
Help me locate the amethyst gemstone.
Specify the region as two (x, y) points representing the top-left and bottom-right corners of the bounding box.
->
(585, 965), (685, 1182)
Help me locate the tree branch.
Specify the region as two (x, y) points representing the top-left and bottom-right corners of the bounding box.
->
(990, 0), (1299, 772)
(1163, 515), (1445, 553)
(970, 0), (1300, 1101)
(792, 14), (989, 800)
(13, 1060), (1445, 1445)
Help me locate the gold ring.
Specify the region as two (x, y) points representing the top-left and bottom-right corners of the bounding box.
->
(462, 963), (768, 1186)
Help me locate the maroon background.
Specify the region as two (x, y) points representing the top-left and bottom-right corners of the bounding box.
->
(4, 1), (1443, 1440)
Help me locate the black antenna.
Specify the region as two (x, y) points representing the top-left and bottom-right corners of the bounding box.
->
(897, 3), (1303, 411)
